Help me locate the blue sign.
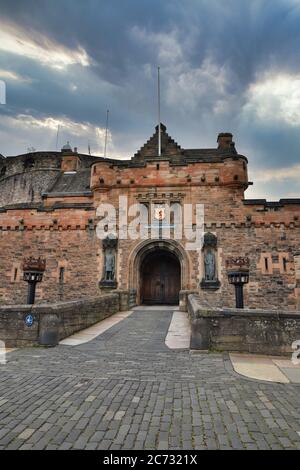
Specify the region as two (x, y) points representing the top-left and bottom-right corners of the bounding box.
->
(25, 314), (34, 327)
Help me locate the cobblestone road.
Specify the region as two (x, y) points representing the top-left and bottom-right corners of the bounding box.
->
(0, 307), (300, 450)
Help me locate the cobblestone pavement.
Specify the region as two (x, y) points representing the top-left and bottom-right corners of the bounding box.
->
(1, 307), (300, 450)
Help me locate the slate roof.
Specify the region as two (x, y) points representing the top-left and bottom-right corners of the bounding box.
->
(44, 168), (92, 196)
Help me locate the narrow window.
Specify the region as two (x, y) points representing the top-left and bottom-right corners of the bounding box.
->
(283, 258), (287, 272)
(59, 267), (65, 284)
(14, 268), (18, 281)
(156, 164), (160, 170)
(264, 258), (269, 272)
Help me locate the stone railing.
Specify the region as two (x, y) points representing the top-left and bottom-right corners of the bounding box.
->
(0, 290), (133, 348)
(188, 294), (300, 355)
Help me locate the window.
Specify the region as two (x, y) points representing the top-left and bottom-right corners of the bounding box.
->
(59, 267), (65, 284)
(14, 268), (18, 281)
(264, 258), (269, 272)
(156, 164), (160, 170)
(23, 158), (35, 170)
(283, 258), (287, 272)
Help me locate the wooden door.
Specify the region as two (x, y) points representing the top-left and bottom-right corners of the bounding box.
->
(141, 252), (180, 304)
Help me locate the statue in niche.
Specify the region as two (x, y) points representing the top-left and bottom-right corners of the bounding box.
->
(200, 232), (220, 290)
(100, 235), (118, 287)
(104, 249), (115, 281)
(204, 250), (216, 281)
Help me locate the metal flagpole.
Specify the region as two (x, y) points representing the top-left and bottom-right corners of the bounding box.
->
(104, 109), (109, 158)
(158, 66), (161, 156)
(56, 124), (60, 150)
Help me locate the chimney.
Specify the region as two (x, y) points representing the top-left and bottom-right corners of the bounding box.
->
(60, 142), (80, 172)
(217, 133), (233, 150)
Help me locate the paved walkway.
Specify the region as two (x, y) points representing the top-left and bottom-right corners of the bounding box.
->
(0, 307), (300, 450)
(230, 353), (300, 384)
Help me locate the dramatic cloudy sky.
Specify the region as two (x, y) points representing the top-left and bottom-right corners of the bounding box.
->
(0, 0), (300, 199)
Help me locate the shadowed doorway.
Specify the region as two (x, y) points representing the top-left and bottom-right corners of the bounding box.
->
(141, 249), (181, 305)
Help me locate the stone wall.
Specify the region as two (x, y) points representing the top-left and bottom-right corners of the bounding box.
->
(0, 130), (299, 310)
(0, 153), (61, 206)
(0, 292), (128, 348)
(0, 204), (299, 309)
(198, 223), (299, 311)
(188, 294), (300, 355)
(0, 214), (100, 305)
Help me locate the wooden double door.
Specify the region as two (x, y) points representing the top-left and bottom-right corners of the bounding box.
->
(141, 251), (181, 305)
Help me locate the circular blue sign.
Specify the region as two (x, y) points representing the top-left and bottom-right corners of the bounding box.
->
(25, 314), (34, 327)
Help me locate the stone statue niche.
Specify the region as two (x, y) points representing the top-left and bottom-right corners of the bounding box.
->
(99, 236), (118, 289)
(200, 232), (220, 290)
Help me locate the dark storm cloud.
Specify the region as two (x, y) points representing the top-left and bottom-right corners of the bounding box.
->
(0, 0), (300, 198)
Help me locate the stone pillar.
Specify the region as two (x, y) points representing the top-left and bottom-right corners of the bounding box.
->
(179, 290), (198, 312)
(39, 313), (59, 347)
(190, 318), (210, 350)
(116, 290), (130, 311)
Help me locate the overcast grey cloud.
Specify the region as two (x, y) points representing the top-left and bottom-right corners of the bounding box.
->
(0, 0), (300, 199)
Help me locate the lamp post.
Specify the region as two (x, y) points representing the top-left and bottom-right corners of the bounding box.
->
(22, 257), (46, 304)
(226, 257), (250, 309)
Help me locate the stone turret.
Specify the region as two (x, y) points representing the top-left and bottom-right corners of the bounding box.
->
(61, 142), (80, 172)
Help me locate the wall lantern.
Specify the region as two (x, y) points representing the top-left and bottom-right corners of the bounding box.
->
(22, 257), (46, 304)
(226, 257), (250, 309)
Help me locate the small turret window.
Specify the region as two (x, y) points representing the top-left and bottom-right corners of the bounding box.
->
(23, 158), (35, 170)
(59, 267), (65, 284)
(283, 258), (287, 272)
(264, 258), (269, 272)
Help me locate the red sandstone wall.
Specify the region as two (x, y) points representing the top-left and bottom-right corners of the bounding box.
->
(0, 226), (101, 304)
(0, 155), (299, 309)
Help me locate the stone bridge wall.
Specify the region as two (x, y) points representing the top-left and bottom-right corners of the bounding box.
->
(188, 294), (300, 355)
(0, 291), (131, 348)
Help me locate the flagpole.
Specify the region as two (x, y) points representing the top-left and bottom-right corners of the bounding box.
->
(56, 124), (60, 150)
(104, 109), (109, 158)
(157, 66), (161, 156)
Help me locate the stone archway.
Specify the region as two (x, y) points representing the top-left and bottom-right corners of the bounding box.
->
(129, 239), (190, 305)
